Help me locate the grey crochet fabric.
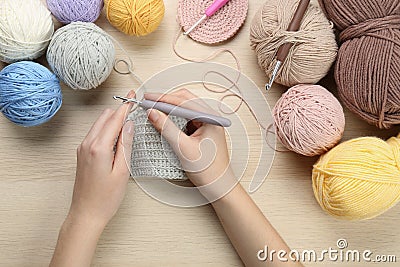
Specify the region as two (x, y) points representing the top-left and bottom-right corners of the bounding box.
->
(128, 107), (187, 180)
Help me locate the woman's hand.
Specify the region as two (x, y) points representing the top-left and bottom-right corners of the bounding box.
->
(145, 89), (236, 200)
(50, 90), (136, 267)
(147, 90), (302, 267)
(68, 90), (135, 229)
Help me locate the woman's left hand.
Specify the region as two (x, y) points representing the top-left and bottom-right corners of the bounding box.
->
(50, 90), (136, 267)
(68, 90), (135, 229)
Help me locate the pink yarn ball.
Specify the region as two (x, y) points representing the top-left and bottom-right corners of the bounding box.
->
(273, 84), (345, 157)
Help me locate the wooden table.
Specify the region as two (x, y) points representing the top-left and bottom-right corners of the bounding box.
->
(0, 1), (399, 266)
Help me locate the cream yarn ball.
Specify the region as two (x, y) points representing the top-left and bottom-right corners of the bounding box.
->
(0, 0), (54, 63)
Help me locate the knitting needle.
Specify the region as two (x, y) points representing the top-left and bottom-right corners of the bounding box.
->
(265, 0), (310, 91)
(183, 0), (231, 35)
(113, 96), (232, 128)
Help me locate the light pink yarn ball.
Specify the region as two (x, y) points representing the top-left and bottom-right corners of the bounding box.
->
(273, 84), (345, 157)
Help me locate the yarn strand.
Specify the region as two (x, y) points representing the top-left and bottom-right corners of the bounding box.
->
(173, 27), (281, 151)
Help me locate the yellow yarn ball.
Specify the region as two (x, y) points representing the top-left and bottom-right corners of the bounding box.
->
(105, 0), (165, 36)
(312, 134), (400, 221)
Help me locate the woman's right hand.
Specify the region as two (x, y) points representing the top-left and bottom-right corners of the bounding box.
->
(145, 89), (236, 199)
(145, 90), (301, 267)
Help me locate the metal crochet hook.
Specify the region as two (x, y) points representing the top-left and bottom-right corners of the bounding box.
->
(113, 96), (232, 128)
(265, 0), (310, 91)
(183, 0), (231, 35)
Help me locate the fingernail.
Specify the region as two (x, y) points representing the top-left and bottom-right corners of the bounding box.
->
(127, 90), (135, 98)
(124, 120), (134, 135)
(147, 109), (160, 122)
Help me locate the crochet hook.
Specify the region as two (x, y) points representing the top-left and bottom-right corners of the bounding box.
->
(113, 96), (232, 127)
(183, 0), (231, 35)
(265, 0), (310, 91)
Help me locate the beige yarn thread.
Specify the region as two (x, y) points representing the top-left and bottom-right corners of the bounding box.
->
(250, 0), (338, 87)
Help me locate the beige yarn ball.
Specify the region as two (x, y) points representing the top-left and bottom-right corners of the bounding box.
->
(250, 0), (338, 87)
(0, 0), (54, 63)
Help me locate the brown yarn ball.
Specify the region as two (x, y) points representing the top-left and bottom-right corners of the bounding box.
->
(318, 0), (400, 30)
(319, 0), (400, 129)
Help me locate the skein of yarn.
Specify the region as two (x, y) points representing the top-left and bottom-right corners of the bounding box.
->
(47, 22), (115, 90)
(312, 134), (400, 220)
(46, 0), (104, 24)
(318, 0), (400, 129)
(250, 0), (337, 87)
(273, 84), (345, 157)
(0, 0), (54, 63)
(105, 0), (165, 36)
(0, 61), (62, 127)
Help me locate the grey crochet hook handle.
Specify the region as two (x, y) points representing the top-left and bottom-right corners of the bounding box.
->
(141, 100), (232, 127)
(114, 96), (232, 127)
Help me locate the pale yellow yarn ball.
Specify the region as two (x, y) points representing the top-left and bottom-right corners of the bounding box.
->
(250, 0), (338, 87)
(105, 0), (165, 36)
(312, 134), (400, 221)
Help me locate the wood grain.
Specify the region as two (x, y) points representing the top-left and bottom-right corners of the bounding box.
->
(0, 1), (399, 266)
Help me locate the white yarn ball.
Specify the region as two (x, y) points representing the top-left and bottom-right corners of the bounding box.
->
(0, 0), (54, 63)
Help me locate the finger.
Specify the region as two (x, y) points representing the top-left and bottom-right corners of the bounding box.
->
(147, 109), (189, 153)
(145, 92), (191, 105)
(98, 90), (135, 147)
(171, 89), (212, 109)
(113, 120), (135, 177)
(145, 88), (199, 100)
(84, 109), (115, 142)
(171, 88), (199, 99)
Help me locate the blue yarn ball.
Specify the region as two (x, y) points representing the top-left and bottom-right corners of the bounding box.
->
(0, 61), (63, 127)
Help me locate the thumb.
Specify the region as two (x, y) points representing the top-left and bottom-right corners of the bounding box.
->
(113, 120), (135, 177)
(147, 109), (189, 153)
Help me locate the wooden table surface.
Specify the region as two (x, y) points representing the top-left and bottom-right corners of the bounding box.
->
(0, 1), (399, 266)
